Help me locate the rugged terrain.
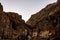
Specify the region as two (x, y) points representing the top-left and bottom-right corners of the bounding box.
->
(0, 0), (60, 40)
(26, 0), (60, 40)
(0, 3), (30, 40)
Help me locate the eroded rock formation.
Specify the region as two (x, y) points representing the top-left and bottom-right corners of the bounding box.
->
(26, 0), (60, 40)
(0, 3), (30, 40)
(0, 0), (60, 40)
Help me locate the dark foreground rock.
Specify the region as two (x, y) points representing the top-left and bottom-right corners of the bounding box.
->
(0, 3), (31, 40)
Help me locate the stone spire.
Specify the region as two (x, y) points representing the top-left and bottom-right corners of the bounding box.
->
(0, 3), (3, 13)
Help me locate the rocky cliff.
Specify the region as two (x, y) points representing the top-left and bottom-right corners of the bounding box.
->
(26, 0), (60, 40)
(0, 3), (30, 40)
(0, 0), (60, 40)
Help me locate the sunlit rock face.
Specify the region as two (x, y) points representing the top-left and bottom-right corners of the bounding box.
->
(39, 30), (52, 38)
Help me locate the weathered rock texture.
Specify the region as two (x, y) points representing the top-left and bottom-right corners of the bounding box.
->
(57, 0), (60, 5)
(0, 3), (30, 40)
(26, 0), (60, 40)
(0, 0), (60, 40)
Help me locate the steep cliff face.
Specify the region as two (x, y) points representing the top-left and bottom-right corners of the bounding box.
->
(0, 3), (28, 40)
(26, 0), (60, 40)
(0, 0), (60, 40)
(26, 3), (57, 27)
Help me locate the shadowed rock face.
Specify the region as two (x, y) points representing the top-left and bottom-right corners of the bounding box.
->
(26, 0), (60, 40)
(0, 0), (60, 40)
(0, 3), (29, 40)
(57, 0), (60, 4)
(0, 3), (3, 13)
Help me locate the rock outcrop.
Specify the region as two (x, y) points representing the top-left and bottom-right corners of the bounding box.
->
(26, 3), (58, 27)
(57, 0), (60, 5)
(0, 3), (3, 13)
(0, 0), (60, 40)
(0, 3), (30, 40)
(26, 0), (60, 40)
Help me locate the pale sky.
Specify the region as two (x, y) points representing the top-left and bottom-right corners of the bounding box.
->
(0, 0), (57, 21)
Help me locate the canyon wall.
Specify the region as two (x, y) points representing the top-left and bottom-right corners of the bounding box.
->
(0, 0), (60, 40)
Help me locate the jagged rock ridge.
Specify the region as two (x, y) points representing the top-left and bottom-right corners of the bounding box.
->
(26, 0), (60, 40)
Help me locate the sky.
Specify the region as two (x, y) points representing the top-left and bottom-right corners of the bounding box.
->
(0, 0), (57, 21)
